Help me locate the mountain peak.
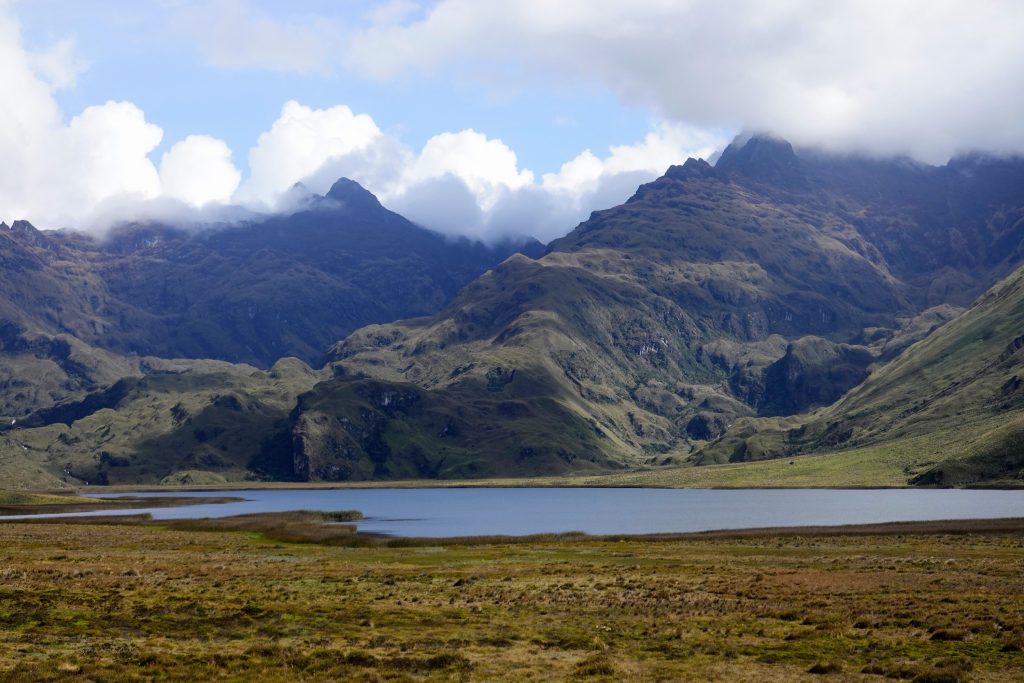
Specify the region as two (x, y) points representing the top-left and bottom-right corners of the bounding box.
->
(715, 134), (806, 188)
(664, 157), (714, 180)
(325, 178), (384, 213)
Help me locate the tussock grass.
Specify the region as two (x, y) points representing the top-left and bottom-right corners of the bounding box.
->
(0, 519), (1022, 680)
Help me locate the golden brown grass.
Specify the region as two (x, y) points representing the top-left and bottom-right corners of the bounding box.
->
(0, 519), (1022, 681)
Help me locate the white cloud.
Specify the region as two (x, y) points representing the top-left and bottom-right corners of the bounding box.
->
(28, 37), (87, 90)
(240, 100), (383, 203)
(365, 0), (422, 27)
(543, 122), (726, 198)
(0, 7), (169, 228)
(59, 101), (164, 207)
(231, 101), (727, 242)
(346, 0), (1024, 163)
(160, 135), (241, 206)
(174, 0), (343, 74)
(0, 6), (239, 230)
(193, 97), (720, 241)
(0, 2), (728, 241)
(408, 130), (534, 210)
(378, 123), (726, 242)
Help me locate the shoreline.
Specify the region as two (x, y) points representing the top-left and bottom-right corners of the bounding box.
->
(76, 480), (1022, 494)
(0, 494), (243, 517)
(5, 507), (1024, 544)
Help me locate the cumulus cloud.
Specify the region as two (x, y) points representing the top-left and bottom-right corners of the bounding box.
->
(408, 130), (534, 209)
(346, 0), (1024, 163)
(236, 99), (726, 242)
(238, 102), (727, 242)
(160, 135), (242, 206)
(380, 122), (726, 242)
(240, 100), (383, 204)
(0, 2), (728, 241)
(0, 7), (242, 231)
(60, 101), (164, 206)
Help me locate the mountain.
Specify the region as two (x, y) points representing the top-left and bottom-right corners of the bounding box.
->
(697, 262), (1024, 486)
(0, 355), (322, 487)
(0, 179), (543, 374)
(3, 138), (1024, 486)
(282, 136), (1024, 481)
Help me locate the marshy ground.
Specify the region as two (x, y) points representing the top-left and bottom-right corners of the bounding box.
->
(0, 517), (1022, 681)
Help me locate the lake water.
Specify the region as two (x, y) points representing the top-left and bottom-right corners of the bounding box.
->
(6, 487), (1024, 537)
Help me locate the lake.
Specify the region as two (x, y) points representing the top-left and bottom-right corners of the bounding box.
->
(7, 487), (1024, 537)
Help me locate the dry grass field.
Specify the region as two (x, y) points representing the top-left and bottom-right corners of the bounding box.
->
(0, 516), (1022, 681)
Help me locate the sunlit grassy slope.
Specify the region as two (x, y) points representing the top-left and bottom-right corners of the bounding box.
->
(693, 264), (1024, 486)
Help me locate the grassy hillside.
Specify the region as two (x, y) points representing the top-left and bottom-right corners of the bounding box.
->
(697, 264), (1024, 485)
(1, 182), (541, 369)
(302, 142), (1024, 481)
(0, 357), (320, 487)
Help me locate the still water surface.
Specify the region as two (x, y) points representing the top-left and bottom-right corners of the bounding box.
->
(11, 487), (1024, 537)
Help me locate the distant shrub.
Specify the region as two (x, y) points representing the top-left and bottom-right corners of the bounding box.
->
(808, 660), (842, 674)
(929, 629), (967, 641)
(575, 654), (615, 677)
(321, 510), (364, 522)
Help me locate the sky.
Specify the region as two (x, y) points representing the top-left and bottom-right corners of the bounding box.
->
(2, 0), (1023, 242)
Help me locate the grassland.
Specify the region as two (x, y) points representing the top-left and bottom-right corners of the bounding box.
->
(0, 516), (1022, 681)
(0, 490), (98, 507)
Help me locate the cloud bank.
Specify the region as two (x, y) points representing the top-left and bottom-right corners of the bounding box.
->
(263, 109), (725, 242)
(8, 1), (1022, 241)
(347, 0), (1024, 164)
(0, 4), (724, 241)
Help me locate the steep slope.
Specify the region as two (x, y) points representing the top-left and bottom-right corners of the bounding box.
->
(282, 137), (1024, 479)
(0, 180), (542, 371)
(697, 264), (1024, 485)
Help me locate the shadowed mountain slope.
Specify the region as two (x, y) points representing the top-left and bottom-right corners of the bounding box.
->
(0, 179), (542, 372)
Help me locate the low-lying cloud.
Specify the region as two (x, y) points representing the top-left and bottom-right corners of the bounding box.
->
(272, 114), (725, 242)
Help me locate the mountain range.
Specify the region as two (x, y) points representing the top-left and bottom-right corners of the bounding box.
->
(2, 135), (1022, 487)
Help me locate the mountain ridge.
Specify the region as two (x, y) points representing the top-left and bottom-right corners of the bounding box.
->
(3, 138), (1024, 486)
(0, 180), (543, 377)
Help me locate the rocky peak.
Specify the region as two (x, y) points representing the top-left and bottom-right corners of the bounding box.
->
(9, 220), (48, 247)
(665, 157), (715, 181)
(715, 134), (807, 189)
(325, 178), (385, 214)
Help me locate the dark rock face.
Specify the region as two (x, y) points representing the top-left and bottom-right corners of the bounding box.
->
(759, 338), (874, 416)
(685, 412), (730, 441)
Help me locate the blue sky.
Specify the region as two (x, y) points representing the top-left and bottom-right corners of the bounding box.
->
(2, 1), (1022, 240)
(14, 0), (653, 176)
